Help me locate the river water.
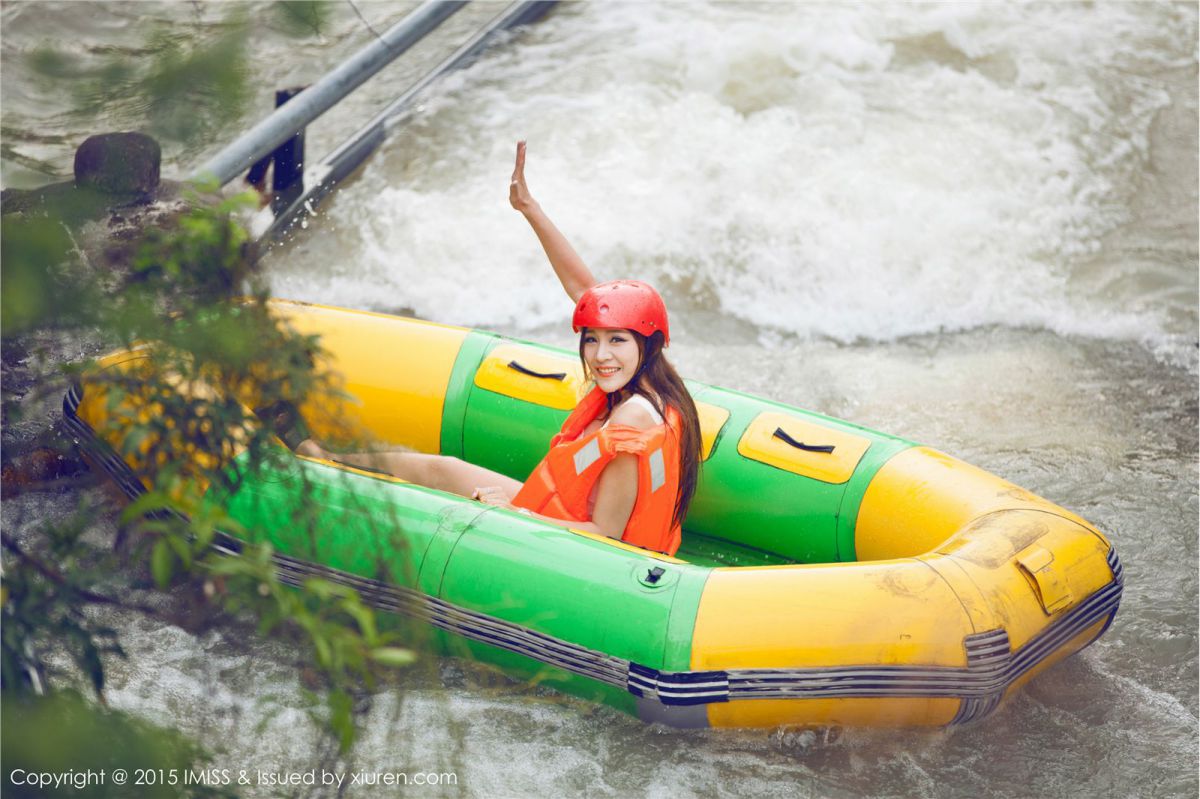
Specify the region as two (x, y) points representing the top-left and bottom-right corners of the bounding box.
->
(2, 2), (1197, 797)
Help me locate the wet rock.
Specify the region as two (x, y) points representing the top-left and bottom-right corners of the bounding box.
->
(0, 133), (224, 480)
(2, 132), (190, 223)
(74, 132), (161, 197)
(0, 445), (88, 494)
(1, 131), (219, 299)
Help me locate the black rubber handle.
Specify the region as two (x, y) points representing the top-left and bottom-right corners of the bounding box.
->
(773, 427), (835, 454)
(507, 360), (567, 381)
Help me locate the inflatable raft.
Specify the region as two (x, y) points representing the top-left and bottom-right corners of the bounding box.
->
(65, 300), (1123, 728)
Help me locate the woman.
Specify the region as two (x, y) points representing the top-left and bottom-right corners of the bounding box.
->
(297, 142), (701, 555)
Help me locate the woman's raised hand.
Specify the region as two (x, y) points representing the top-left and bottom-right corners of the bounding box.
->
(509, 140), (536, 214)
(508, 139), (596, 301)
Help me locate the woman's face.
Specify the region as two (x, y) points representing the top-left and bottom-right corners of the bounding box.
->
(582, 327), (641, 393)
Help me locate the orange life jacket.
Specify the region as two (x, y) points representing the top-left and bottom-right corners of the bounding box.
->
(512, 387), (683, 555)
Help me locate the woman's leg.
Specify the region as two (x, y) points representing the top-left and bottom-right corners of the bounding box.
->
(296, 440), (522, 500)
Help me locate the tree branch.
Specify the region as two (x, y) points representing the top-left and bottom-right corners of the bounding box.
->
(1, 531), (162, 616)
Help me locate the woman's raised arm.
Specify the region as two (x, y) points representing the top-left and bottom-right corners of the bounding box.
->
(509, 141), (596, 303)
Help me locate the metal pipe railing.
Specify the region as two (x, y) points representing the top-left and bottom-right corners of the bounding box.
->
(262, 0), (556, 240)
(191, 0), (467, 186)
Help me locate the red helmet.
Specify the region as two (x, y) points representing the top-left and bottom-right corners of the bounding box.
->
(572, 280), (670, 345)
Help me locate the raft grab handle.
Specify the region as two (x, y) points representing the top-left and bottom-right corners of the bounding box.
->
(507, 360), (567, 381)
(772, 427), (835, 454)
(1015, 544), (1072, 615)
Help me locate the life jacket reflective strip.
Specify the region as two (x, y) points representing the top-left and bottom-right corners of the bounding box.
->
(512, 387), (683, 555)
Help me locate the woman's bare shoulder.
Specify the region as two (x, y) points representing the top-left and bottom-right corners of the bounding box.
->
(609, 395), (661, 429)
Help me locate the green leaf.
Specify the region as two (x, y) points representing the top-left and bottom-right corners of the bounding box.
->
(164, 533), (193, 568)
(150, 539), (174, 589)
(131, 519), (174, 537)
(273, 1), (331, 37)
(120, 490), (172, 524)
(312, 634), (332, 670)
(340, 600), (377, 646)
(327, 688), (356, 753)
(0, 217), (73, 335)
(303, 578), (335, 601)
(120, 426), (150, 458)
(204, 555), (250, 577)
(369, 647), (416, 668)
(303, 577), (353, 602)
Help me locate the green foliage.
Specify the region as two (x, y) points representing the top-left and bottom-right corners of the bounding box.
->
(0, 214), (75, 336)
(0, 187), (259, 339)
(5, 0), (420, 763)
(28, 23), (250, 149)
(273, 1), (333, 38)
(205, 554), (413, 749)
(27, 45), (77, 80)
(1, 509), (127, 698)
(129, 193), (255, 298)
(3, 195), (414, 755)
(25, 2), (331, 150)
(2, 691), (235, 799)
(136, 24), (253, 147)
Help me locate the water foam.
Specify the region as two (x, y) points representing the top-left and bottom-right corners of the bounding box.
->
(271, 2), (1196, 360)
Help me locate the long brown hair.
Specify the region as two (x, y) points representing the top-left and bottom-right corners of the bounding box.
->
(579, 329), (702, 530)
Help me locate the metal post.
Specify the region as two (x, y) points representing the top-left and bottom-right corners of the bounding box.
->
(191, 0), (467, 187)
(271, 88), (306, 197)
(262, 0), (557, 240)
(244, 87), (306, 203)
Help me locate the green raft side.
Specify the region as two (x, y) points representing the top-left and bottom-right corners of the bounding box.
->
(209, 452), (712, 711)
(688, 383), (916, 563)
(435, 515), (710, 708)
(438, 330), (498, 460)
(436, 332), (919, 564)
(210, 456), (443, 588)
(459, 336), (576, 482)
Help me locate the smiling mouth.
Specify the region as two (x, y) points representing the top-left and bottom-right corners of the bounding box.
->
(595, 367), (621, 376)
